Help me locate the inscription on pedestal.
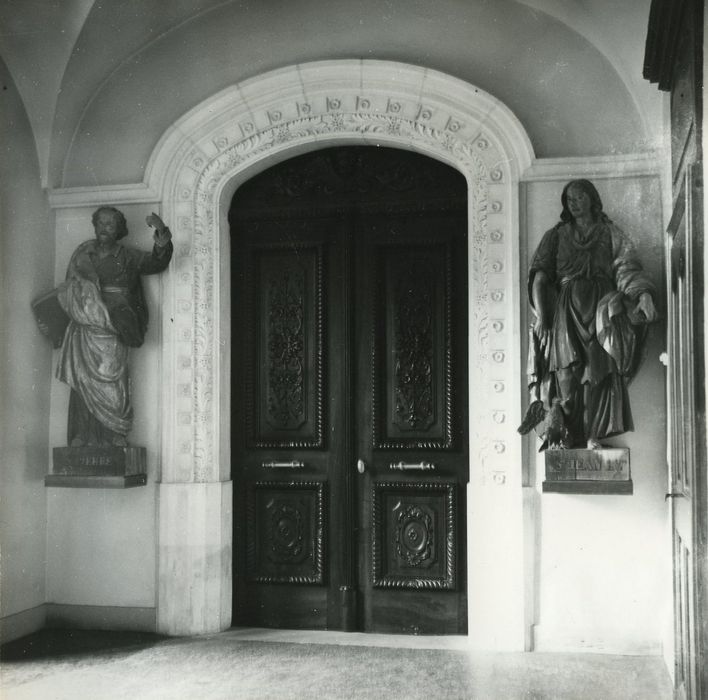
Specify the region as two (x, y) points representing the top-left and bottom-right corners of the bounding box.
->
(545, 448), (630, 481)
(543, 448), (631, 494)
(47, 447), (147, 488)
(52, 447), (146, 475)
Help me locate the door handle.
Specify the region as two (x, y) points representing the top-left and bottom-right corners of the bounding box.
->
(389, 461), (436, 471)
(357, 459), (366, 474)
(261, 460), (305, 469)
(665, 492), (685, 500)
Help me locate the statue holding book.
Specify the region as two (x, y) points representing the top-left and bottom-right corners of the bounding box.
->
(34, 207), (172, 447)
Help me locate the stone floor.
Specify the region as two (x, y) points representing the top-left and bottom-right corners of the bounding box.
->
(1, 627), (673, 699)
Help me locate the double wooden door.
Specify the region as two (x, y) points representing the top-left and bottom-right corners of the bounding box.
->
(230, 155), (468, 633)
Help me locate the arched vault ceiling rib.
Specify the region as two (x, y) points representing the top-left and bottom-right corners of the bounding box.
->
(0, 0), (94, 186)
(516, 0), (660, 142)
(56, 0), (235, 192)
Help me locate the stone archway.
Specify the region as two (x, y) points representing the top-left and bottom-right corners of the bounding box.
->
(148, 60), (534, 649)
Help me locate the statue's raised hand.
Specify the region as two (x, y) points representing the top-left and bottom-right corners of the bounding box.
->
(146, 212), (171, 248)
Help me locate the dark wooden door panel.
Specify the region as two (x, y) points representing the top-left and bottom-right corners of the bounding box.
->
(236, 582), (329, 630)
(232, 218), (345, 631)
(246, 480), (326, 584)
(371, 480), (457, 590)
(362, 477), (466, 634)
(356, 212), (468, 634)
(364, 589), (465, 635)
(246, 245), (324, 448)
(372, 241), (455, 450)
(237, 479), (328, 629)
(241, 233), (327, 453)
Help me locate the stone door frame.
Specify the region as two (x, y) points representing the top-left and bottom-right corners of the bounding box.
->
(147, 60), (534, 648)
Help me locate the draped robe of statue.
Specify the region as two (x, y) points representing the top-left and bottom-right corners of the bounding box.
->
(56, 237), (173, 445)
(527, 215), (655, 446)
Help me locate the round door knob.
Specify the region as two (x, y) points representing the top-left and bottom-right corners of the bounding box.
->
(357, 459), (366, 474)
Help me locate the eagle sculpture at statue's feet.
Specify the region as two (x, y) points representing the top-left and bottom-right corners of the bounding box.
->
(517, 397), (569, 451)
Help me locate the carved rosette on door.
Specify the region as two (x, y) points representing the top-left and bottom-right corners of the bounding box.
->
(246, 480), (325, 585)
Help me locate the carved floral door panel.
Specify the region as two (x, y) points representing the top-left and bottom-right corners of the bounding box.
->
(231, 146), (468, 633)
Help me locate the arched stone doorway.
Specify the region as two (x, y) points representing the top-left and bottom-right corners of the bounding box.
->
(148, 60), (534, 649)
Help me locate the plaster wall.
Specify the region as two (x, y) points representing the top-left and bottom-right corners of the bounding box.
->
(522, 173), (670, 654)
(45, 205), (164, 612)
(0, 58), (53, 640)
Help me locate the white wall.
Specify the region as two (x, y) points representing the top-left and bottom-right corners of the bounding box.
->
(0, 58), (53, 642)
(523, 171), (670, 654)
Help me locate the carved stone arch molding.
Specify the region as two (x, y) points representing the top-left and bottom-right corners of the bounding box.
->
(148, 60), (534, 644)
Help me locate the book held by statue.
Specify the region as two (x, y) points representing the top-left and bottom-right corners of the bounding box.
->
(31, 287), (69, 348)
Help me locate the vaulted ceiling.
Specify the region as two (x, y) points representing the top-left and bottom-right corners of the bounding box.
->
(0, 0), (662, 188)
